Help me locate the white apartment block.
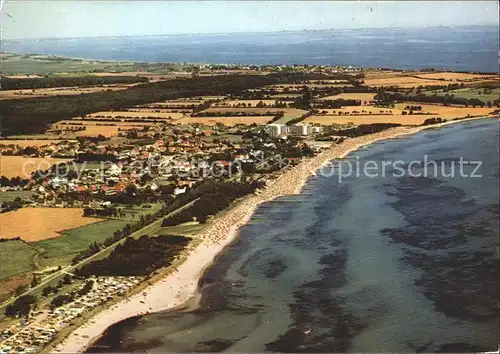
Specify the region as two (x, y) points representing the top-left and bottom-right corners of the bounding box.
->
(266, 123), (323, 137)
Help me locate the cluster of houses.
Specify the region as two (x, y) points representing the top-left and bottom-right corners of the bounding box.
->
(1, 96), (332, 210)
(0, 140), (78, 158)
(0, 277), (142, 354)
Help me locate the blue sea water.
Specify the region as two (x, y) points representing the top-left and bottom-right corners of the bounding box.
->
(4, 26), (499, 72)
(91, 118), (500, 353)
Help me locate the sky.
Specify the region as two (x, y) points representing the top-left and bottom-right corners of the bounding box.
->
(1, 1), (498, 40)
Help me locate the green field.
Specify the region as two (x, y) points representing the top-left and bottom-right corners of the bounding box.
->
(0, 240), (39, 279)
(1, 53), (189, 75)
(427, 88), (500, 103)
(157, 222), (205, 236)
(6, 203), (164, 268)
(120, 203), (163, 221)
(0, 191), (33, 203)
(34, 219), (129, 267)
(4, 134), (65, 140)
(0, 200), (168, 301)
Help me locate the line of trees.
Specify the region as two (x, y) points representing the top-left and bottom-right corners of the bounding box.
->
(285, 111), (313, 126)
(0, 175), (29, 187)
(194, 110), (280, 117)
(330, 123), (402, 138)
(162, 180), (265, 226)
(422, 117), (447, 125)
(314, 98), (362, 109)
(83, 207), (123, 218)
(76, 152), (118, 163)
(0, 76), (148, 90)
(375, 91), (499, 108)
(1, 198), (23, 214)
(75, 235), (190, 277)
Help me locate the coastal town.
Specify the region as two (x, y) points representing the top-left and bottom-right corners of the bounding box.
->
(1, 53), (499, 353)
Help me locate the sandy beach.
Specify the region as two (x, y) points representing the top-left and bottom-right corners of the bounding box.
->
(52, 116), (497, 353)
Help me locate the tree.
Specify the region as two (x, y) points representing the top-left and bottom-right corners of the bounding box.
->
(140, 173), (152, 184)
(50, 294), (74, 310)
(23, 146), (38, 156)
(125, 183), (138, 196)
(63, 274), (73, 285)
(5, 295), (37, 317)
(31, 276), (40, 288)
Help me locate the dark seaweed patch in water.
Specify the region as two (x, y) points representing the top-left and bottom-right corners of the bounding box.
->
(436, 342), (494, 352)
(259, 259), (287, 278)
(380, 176), (499, 321)
(238, 248), (283, 278)
(86, 316), (158, 353)
(405, 250), (499, 321)
(195, 338), (239, 351)
(272, 230), (310, 248)
(265, 248), (365, 352)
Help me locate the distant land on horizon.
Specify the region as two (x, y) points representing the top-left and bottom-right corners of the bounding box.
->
(3, 26), (499, 72)
(3, 24), (496, 41)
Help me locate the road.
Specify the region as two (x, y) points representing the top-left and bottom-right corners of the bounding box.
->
(0, 197), (199, 312)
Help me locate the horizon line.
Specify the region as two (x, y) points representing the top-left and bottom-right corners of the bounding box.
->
(2, 24), (497, 41)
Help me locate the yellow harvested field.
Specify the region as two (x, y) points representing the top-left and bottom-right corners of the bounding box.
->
(87, 111), (184, 119)
(0, 84), (134, 100)
(162, 99), (205, 104)
(152, 103), (201, 108)
(4, 75), (43, 79)
(175, 116), (274, 125)
(73, 125), (120, 137)
(132, 106), (193, 113)
(200, 96), (227, 100)
(90, 71), (156, 76)
(142, 102), (202, 108)
(319, 93), (376, 104)
(394, 103), (495, 119)
(305, 115), (428, 125)
(317, 107), (401, 115)
(0, 140), (72, 148)
(266, 83), (350, 91)
(214, 99), (278, 107)
(413, 72), (498, 82)
(305, 104), (496, 125)
(363, 70), (410, 78)
(199, 107), (282, 114)
(58, 120), (157, 127)
(0, 208), (102, 242)
(268, 94), (302, 98)
(53, 123), (154, 137)
(0, 156), (73, 178)
(306, 80), (353, 84)
(363, 77), (446, 87)
(363, 72), (499, 87)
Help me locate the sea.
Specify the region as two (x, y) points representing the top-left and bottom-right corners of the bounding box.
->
(4, 26), (499, 72)
(90, 118), (500, 353)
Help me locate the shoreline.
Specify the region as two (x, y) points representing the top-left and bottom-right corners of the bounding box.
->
(52, 116), (497, 353)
